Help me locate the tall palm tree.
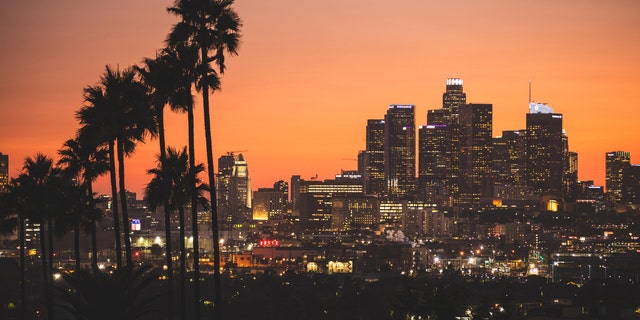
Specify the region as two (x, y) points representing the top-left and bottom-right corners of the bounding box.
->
(19, 153), (62, 320)
(145, 146), (210, 320)
(77, 84), (124, 269)
(167, 1), (241, 317)
(78, 65), (156, 268)
(58, 137), (109, 269)
(137, 46), (196, 319)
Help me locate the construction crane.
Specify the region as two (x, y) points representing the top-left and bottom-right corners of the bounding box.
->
(225, 150), (249, 157)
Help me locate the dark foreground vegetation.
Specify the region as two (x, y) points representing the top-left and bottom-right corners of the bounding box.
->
(2, 259), (639, 320)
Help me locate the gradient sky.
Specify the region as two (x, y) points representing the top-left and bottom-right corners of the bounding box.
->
(1, 0), (639, 197)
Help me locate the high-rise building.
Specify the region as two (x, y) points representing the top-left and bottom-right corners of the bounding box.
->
(331, 195), (380, 231)
(217, 153), (251, 224)
(0, 152), (8, 193)
(418, 109), (448, 203)
(292, 176), (363, 230)
(252, 187), (286, 221)
(217, 153), (235, 225)
(364, 119), (385, 195)
(622, 164), (640, 204)
(459, 103), (493, 206)
(525, 102), (564, 198)
(384, 104), (416, 196)
(605, 151), (630, 203)
(564, 151), (579, 202)
(492, 130), (526, 187)
(442, 78), (467, 201)
(230, 153), (251, 211)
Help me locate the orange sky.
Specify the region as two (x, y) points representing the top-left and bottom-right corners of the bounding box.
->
(1, 0), (639, 197)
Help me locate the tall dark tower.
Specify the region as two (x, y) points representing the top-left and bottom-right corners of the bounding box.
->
(418, 109), (448, 203)
(384, 104), (416, 196)
(494, 130), (526, 187)
(364, 119), (385, 195)
(459, 103), (493, 206)
(605, 151), (630, 203)
(217, 153), (236, 224)
(442, 78), (466, 202)
(525, 102), (564, 198)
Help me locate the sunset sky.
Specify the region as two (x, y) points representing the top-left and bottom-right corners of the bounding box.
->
(1, 0), (639, 197)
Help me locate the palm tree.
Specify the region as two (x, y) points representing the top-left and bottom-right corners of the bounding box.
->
(167, 1), (242, 317)
(137, 46), (197, 319)
(19, 153), (62, 319)
(146, 146), (210, 320)
(58, 137), (109, 270)
(78, 65), (156, 268)
(77, 84), (124, 269)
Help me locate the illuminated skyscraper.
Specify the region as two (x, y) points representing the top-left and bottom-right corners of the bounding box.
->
(418, 109), (448, 203)
(230, 153), (251, 211)
(364, 119), (385, 195)
(442, 78), (466, 201)
(384, 104), (416, 196)
(492, 130), (526, 187)
(216, 153), (235, 224)
(605, 151), (630, 203)
(0, 152), (7, 193)
(459, 103), (493, 206)
(525, 102), (564, 198)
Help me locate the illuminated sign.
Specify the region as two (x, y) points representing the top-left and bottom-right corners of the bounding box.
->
(259, 239), (280, 247)
(446, 78), (463, 86)
(390, 104), (414, 109)
(131, 219), (141, 231)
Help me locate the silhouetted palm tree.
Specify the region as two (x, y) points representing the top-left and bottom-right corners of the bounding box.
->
(18, 153), (63, 319)
(77, 65), (156, 268)
(137, 46), (196, 319)
(146, 146), (210, 320)
(167, 1), (242, 317)
(58, 137), (109, 269)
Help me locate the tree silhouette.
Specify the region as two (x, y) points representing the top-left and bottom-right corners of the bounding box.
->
(77, 65), (156, 268)
(167, 1), (242, 317)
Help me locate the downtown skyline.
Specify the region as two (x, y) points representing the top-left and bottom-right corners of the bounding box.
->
(1, 0), (640, 196)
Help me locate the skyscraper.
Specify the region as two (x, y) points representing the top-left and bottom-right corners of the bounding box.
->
(384, 104), (416, 196)
(0, 152), (7, 193)
(364, 119), (385, 195)
(442, 78), (467, 202)
(605, 151), (630, 203)
(216, 153), (236, 224)
(418, 109), (448, 203)
(459, 103), (493, 206)
(492, 130), (526, 187)
(525, 102), (564, 198)
(230, 153), (252, 212)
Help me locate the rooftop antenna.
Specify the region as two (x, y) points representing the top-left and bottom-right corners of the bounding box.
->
(528, 80), (532, 103)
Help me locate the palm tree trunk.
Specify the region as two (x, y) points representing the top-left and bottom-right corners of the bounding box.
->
(178, 206), (186, 320)
(157, 107), (174, 320)
(201, 45), (223, 320)
(108, 141), (123, 268)
(88, 183), (98, 269)
(39, 220), (51, 319)
(117, 138), (133, 267)
(188, 105), (201, 319)
(19, 216), (26, 320)
(74, 222), (81, 271)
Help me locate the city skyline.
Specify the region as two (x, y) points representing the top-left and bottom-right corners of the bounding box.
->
(1, 1), (640, 196)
